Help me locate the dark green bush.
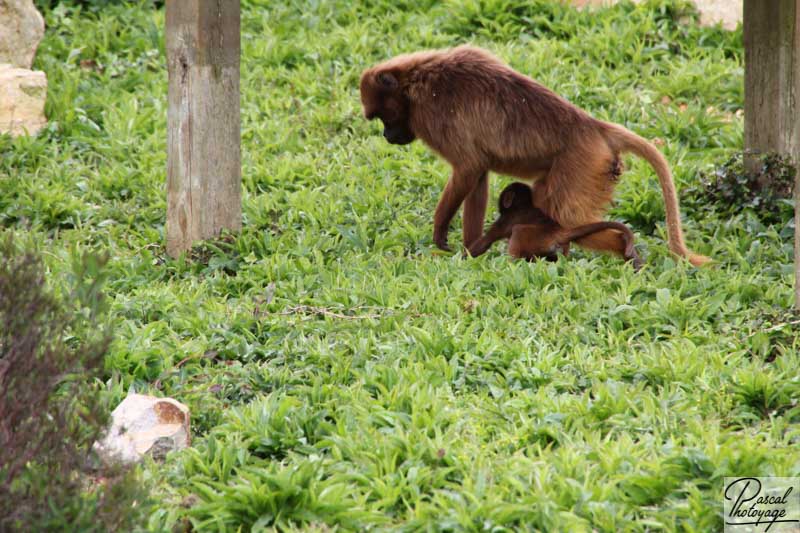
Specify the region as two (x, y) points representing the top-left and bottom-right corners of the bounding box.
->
(0, 237), (145, 532)
(687, 152), (796, 225)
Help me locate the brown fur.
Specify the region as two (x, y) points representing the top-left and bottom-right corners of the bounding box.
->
(360, 45), (710, 266)
(468, 183), (642, 269)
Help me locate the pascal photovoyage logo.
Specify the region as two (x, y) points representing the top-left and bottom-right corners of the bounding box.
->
(724, 477), (800, 532)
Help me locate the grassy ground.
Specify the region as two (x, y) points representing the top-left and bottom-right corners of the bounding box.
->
(3, 0), (799, 530)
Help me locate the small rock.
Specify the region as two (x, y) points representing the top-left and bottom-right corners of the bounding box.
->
(94, 393), (191, 464)
(0, 64), (47, 137)
(0, 0), (45, 69)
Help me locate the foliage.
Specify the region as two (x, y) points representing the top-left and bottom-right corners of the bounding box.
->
(2, 0), (798, 531)
(34, 0), (163, 12)
(0, 238), (146, 532)
(686, 152), (796, 225)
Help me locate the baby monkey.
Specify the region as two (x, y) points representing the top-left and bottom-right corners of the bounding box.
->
(468, 183), (643, 269)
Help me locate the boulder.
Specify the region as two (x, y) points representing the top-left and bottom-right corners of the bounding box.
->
(0, 0), (45, 69)
(94, 393), (191, 464)
(0, 64), (47, 137)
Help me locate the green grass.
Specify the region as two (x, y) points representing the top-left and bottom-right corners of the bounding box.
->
(3, 0), (799, 530)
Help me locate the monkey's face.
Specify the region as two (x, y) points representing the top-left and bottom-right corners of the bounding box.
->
(360, 70), (416, 146)
(381, 120), (416, 145)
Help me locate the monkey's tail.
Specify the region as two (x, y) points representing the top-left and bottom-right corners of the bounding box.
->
(601, 122), (711, 267)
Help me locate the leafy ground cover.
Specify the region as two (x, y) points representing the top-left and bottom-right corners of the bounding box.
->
(3, 0), (799, 530)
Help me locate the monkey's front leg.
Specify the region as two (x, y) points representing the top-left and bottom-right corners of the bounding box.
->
(466, 221), (512, 257)
(462, 173), (489, 248)
(433, 169), (487, 251)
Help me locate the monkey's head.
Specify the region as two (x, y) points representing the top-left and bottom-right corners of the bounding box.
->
(360, 68), (416, 145)
(498, 183), (535, 215)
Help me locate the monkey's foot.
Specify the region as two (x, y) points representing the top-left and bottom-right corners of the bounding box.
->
(627, 251), (644, 271)
(433, 237), (451, 252)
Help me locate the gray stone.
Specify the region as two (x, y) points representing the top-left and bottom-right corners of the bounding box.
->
(0, 0), (45, 69)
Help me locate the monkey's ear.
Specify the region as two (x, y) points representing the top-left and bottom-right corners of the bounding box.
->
(377, 71), (399, 90)
(501, 190), (515, 209)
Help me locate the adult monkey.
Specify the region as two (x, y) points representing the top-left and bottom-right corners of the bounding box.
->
(359, 45), (710, 266)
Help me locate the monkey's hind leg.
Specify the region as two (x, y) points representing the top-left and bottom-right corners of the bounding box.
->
(536, 147), (617, 231)
(565, 224), (644, 270)
(574, 228), (625, 254)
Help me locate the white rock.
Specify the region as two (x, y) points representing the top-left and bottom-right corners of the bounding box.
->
(0, 63), (47, 137)
(0, 0), (45, 69)
(94, 393), (191, 464)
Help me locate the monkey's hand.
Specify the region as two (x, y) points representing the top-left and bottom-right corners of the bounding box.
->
(466, 239), (493, 258)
